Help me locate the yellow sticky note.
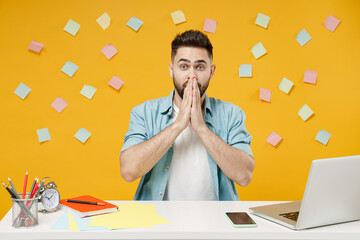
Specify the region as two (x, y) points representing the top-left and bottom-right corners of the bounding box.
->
(96, 12), (110, 30)
(170, 10), (186, 24)
(68, 214), (79, 231)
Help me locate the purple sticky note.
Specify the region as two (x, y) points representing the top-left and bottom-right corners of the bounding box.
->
(324, 15), (340, 32)
(101, 44), (118, 60)
(108, 76), (124, 91)
(203, 19), (217, 34)
(266, 132), (282, 147)
(260, 88), (271, 102)
(303, 70), (318, 84)
(28, 41), (44, 53)
(51, 97), (68, 113)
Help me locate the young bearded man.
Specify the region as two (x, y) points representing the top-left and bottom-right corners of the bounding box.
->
(120, 30), (255, 201)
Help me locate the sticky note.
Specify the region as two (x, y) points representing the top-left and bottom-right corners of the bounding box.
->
(255, 13), (270, 29)
(64, 19), (80, 36)
(251, 42), (267, 59)
(72, 215), (107, 231)
(296, 29), (312, 46)
(74, 128), (91, 143)
(303, 70), (318, 84)
(279, 77), (294, 94)
(315, 130), (331, 146)
(68, 214), (79, 231)
(260, 88), (271, 102)
(170, 10), (186, 24)
(37, 128), (51, 143)
(266, 131), (282, 147)
(14, 82), (31, 100)
(203, 18), (217, 34)
(101, 44), (118, 60)
(51, 97), (68, 113)
(51, 213), (69, 230)
(324, 15), (340, 32)
(80, 84), (97, 100)
(239, 64), (252, 77)
(96, 12), (111, 30)
(108, 76), (125, 90)
(126, 17), (143, 32)
(61, 61), (78, 77)
(27, 41), (44, 53)
(298, 104), (314, 121)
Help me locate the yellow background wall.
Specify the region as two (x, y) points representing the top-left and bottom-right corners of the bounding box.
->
(0, 0), (359, 220)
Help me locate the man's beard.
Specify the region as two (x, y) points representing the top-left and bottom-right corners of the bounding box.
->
(173, 77), (210, 99)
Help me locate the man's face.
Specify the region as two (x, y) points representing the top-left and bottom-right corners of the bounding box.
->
(169, 47), (215, 99)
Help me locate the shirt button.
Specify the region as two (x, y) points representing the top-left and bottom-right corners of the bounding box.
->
(159, 192), (163, 195)
(164, 168), (168, 172)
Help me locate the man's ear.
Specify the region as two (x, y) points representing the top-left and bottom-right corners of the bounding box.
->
(210, 64), (216, 79)
(169, 62), (173, 79)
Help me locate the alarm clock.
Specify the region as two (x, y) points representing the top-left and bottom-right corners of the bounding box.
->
(39, 177), (60, 212)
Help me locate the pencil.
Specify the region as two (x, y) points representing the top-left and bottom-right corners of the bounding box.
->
(2, 182), (17, 198)
(66, 199), (106, 206)
(8, 177), (19, 196)
(29, 177), (37, 198)
(22, 171), (28, 199)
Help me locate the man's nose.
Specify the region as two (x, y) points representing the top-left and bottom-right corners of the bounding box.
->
(187, 68), (198, 81)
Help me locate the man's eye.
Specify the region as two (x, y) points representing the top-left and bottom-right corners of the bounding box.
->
(197, 65), (205, 70)
(180, 65), (187, 69)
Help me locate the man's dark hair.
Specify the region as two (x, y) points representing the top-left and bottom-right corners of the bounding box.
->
(171, 30), (213, 61)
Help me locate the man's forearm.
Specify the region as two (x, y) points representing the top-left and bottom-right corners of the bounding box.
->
(197, 126), (255, 187)
(120, 123), (183, 182)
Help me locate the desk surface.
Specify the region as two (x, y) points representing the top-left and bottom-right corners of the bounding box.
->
(0, 201), (359, 240)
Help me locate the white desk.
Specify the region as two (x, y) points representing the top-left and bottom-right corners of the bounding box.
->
(0, 201), (359, 240)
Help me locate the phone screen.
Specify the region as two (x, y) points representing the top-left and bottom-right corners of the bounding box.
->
(226, 212), (256, 225)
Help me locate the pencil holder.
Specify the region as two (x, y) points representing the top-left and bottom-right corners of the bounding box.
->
(11, 193), (39, 228)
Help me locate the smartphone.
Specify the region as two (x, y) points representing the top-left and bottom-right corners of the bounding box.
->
(225, 212), (257, 228)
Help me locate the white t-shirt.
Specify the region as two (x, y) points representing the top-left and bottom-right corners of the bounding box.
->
(163, 103), (217, 200)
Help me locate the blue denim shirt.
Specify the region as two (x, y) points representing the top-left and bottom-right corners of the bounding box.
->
(121, 90), (253, 201)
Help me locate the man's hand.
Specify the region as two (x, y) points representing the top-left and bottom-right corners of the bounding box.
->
(190, 79), (207, 134)
(173, 81), (192, 132)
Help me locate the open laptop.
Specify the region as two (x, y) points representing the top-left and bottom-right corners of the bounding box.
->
(249, 155), (360, 230)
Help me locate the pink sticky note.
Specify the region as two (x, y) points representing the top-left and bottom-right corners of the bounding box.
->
(303, 70), (318, 84)
(203, 18), (217, 34)
(324, 15), (340, 32)
(266, 131), (282, 147)
(51, 97), (68, 113)
(260, 88), (271, 102)
(108, 76), (124, 90)
(101, 44), (118, 60)
(27, 40), (44, 53)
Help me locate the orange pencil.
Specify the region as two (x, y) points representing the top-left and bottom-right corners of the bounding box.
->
(22, 171), (28, 199)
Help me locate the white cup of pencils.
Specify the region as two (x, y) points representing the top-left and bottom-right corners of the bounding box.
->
(11, 193), (39, 228)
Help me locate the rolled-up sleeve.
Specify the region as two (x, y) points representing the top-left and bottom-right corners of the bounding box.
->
(120, 105), (148, 153)
(227, 106), (253, 157)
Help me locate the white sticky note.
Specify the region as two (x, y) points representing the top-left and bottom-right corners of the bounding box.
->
(27, 40), (44, 53)
(96, 12), (111, 30)
(251, 42), (267, 59)
(80, 84), (97, 100)
(324, 15), (340, 32)
(296, 29), (312, 47)
(64, 19), (80, 36)
(61, 61), (78, 77)
(255, 13), (270, 29)
(14, 82), (31, 100)
(127, 17), (143, 32)
(170, 10), (186, 24)
(298, 104), (314, 121)
(239, 64), (252, 77)
(74, 128), (91, 143)
(279, 77), (294, 94)
(315, 130), (331, 146)
(37, 128), (51, 143)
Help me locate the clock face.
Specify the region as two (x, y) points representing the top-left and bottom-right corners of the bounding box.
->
(42, 188), (60, 211)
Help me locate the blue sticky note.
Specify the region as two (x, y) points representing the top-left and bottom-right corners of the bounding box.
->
(14, 82), (31, 100)
(296, 29), (312, 47)
(126, 17), (143, 31)
(315, 130), (331, 146)
(74, 128), (91, 143)
(37, 128), (51, 143)
(61, 61), (78, 77)
(73, 216), (107, 231)
(239, 64), (252, 77)
(51, 213), (70, 230)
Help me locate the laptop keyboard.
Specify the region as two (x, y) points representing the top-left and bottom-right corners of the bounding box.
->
(279, 211), (299, 222)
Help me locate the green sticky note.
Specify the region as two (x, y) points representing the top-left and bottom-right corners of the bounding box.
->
(126, 17), (143, 32)
(279, 77), (294, 94)
(298, 104), (314, 121)
(255, 13), (270, 29)
(74, 128), (91, 143)
(80, 84), (97, 100)
(14, 82), (31, 100)
(61, 61), (78, 77)
(64, 19), (80, 36)
(239, 64), (252, 77)
(315, 130), (331, 146)
(251, 42), (267, 59)
(37, 128), (51, 143)
(296, 29), (312, 47)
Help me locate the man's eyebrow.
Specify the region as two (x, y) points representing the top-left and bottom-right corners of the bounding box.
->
(177, 58), (191, 63)
(177, 58), (208, 64)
